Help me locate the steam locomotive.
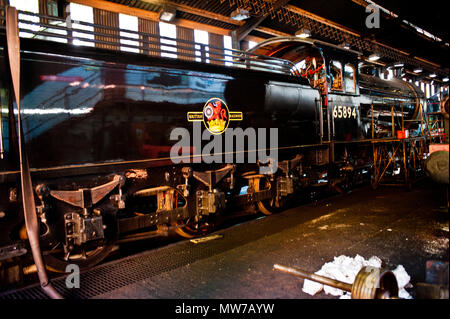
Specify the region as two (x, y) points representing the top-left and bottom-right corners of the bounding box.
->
(0, 17), (427, 285)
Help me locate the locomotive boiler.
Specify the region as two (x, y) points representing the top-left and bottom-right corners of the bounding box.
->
(0, 7), (428, 292)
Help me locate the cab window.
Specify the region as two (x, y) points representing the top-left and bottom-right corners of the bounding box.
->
(344, 64), (356, 93)
(330, 61), (343, 91)
(292, 52), (325, 93)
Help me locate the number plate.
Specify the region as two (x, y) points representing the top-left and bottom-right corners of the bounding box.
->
(333, 105), (357, 119)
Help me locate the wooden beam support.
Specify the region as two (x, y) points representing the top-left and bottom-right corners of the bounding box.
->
(140, 0), (245, 26)
(245, 34), (266, 43)
(254, 26), (291, 37)
(285, 4), (361, 38)
(371, 39), (411, 56)
(172, 18), (231, 36)
(413, 56), (441, 68)
(69, 0), (231, 36)
(234, 0), (291, 42)
(70, 0), (159, 20)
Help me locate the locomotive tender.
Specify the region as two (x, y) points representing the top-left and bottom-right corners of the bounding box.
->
(0, 6), (426, 288)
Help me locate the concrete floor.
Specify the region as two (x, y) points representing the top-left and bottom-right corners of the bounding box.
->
(94, 181), (448, 299)
(2, 181), (447, 300)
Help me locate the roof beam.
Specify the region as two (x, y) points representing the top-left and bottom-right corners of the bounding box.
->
(254, 26), (291, 37)
(285, 4), (361, 38)
(69, 0), (231, 35)
(70, 0), (159, 20)
(139, 0), (245, 26)
(234, 0), (291, 42)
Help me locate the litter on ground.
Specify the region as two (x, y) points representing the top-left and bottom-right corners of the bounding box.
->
(301, 255), (412, 299)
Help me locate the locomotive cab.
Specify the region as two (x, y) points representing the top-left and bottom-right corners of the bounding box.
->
(249, 37), (360, 97)
(249, 37), (426, 141)
(249, 37), (363, 142)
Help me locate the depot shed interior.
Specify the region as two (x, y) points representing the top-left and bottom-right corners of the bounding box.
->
(0, 0), (448, 300)
(1, 0), (448, 92)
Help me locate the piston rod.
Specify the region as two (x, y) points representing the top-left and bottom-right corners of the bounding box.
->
(274, 263), (400, 299)
(273, 264), (352, 292)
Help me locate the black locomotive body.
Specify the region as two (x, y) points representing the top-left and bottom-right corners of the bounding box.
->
(0, 38), (319, 172)
(0, 30), (426, 283)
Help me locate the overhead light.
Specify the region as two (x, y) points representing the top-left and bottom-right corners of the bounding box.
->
(442, 77), (449, 82)
(340, 42), (351, 50)
(429, 73), (437, 78)
(230, 8), (250, 21)
(368, 54), (380, 61)
(160, 6), (176, 22)
(394, 62), (404, 67)
(295, 28), (311, 38)
(413, 68), (423, 73)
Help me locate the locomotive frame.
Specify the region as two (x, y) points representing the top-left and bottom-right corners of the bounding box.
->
(0, 6), (435, 294)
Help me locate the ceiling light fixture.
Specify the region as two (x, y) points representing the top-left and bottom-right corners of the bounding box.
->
(368, 54), (380, 61)
(295, 28), (311, 38)
(160, 6), (176, 22)
(230, 8), (250, 21)
(413, 68), (423, 73)
(442, 77), (449, 82)
(429, 73), (437, 78)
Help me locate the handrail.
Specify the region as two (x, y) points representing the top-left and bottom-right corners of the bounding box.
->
(0, 7), (301, 77)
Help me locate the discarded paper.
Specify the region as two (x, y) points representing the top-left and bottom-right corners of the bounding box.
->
(301, 254), (413, 299)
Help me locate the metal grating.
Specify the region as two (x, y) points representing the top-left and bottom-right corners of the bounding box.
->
(177, 11), (237, 30)
(0, 242), (217, 299)
(109, 0), (162, 12)
(0, 213), (294, 299)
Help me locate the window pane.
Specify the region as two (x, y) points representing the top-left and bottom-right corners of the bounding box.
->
(344, 64), (356, 93)
(70, 3), (94, 47)
(294, 60), (306, 72)
(39, 0), (67, 44)
(194, 29), (209, 63)
(330, 61), (343, 90)
(10, 0), (39, 38)
(159, 22), (177, 59)
(223, 35), (233, 66)
(47, 0), (59, 17)
(13, 0), (68, 43)
(387, 69), (393, 80)
(248, 41), (257, 49)
(119, 14), (139, 53)
(295, 53), (325, 89)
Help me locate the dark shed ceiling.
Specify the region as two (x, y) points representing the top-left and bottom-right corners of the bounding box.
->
(373, 0), (448, 43)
